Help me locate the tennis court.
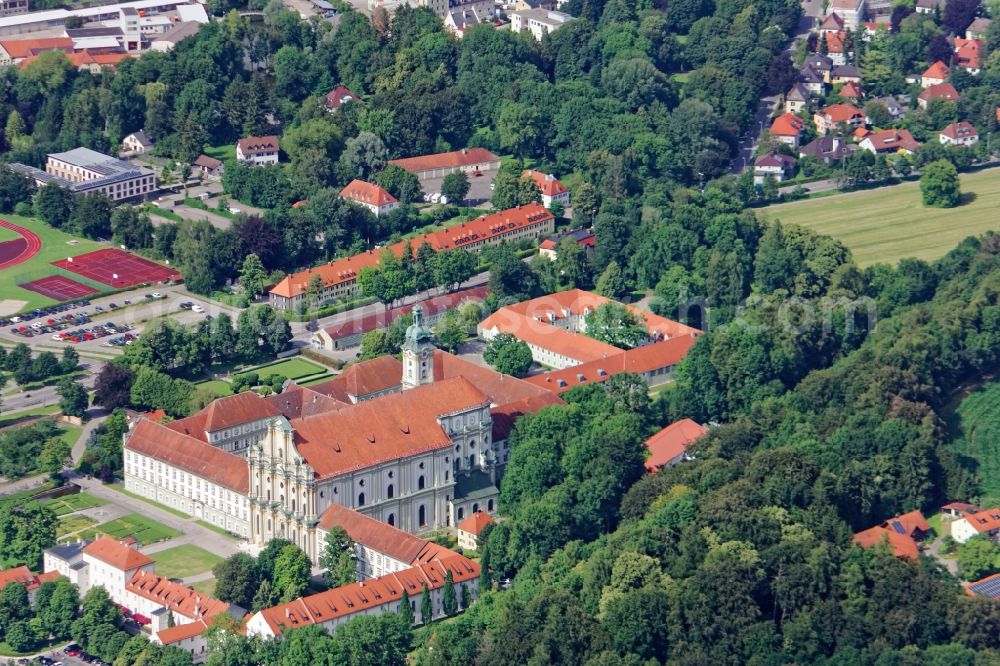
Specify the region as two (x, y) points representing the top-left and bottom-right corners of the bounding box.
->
(20, 274), (98, 301)
(52, 248), (181, 287)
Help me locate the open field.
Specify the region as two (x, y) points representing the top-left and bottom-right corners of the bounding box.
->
(57, 514), (96, 538)
(762, 169), (1000, 266)
(150, 544), (223, 580)
(0, 215), (106, 311)
(42, 492), (108, 516)
(947, 381), (1000, 506)
(246, 357), (326, 380)
(193, 379), (233, 398)
(85, 512), (182, 545)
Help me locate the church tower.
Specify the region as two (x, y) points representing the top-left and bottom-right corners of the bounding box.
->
(402, 304), (435, 390)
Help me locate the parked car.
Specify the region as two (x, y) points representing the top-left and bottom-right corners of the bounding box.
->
(192, 304), (204, 313)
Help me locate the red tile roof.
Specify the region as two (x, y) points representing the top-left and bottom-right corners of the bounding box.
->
(318, 503), (451, 564)
(919, 82), (960, 103)
(155, 619), (210, 645)
(0, 566), (49, 592)
(126, 419), (249, 493)
(388, 147), (499, 174)
(852, 526), (920, 559)
(309, 355), (404, 402)
(940, 121), (978, 140)
(522, 170), (568, 197)
(264, 383), (346, 420)
(825, 31), (845, 53)
(237, 135), (279, 156)
(83, 536), (154, 571)
(644, 419), (706, 472)
(271, 204), (553, 298)
(127, 569), (231, 622)
(953, 38), (983, 70)
(292, 377), (490, 478)
(862, 128), (921, 153)
(256, 553), (479, 636)
(325, 85), (360, 110)
(922, 60), (950, 80)
(457, 510), (493, 536)
(770, 113), (805, 137)
(0, 37), (72, 59)
(201, 392), (283, 433)
(963, 507), (1000, 533)
(340, 179), (397, 208)
(840, 81), (862, 99)
(820, 103), (863, 123)
(193, 154), (222, 169)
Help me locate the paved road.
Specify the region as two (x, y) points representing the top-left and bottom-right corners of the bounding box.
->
(1, 360), (104, 413)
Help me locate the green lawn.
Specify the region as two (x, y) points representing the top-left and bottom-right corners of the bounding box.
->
(190, 578), (216, 597)
(91, 512), (182, 545)
(0, 404), (60, 428)
(947, 381), (1000, 506)
(299, 374), (335, 387)
(204, 144), (235, 162)
(57, 424), (82, 449)
(0, 481), (57, 512)
(246, 357), (326, 380)
(56, 513), (96, 537)
(104, 483), (191, 518)
(42, 492), (108, 516)
(0, 214), (107, 312)
(761, 168), (1000, 266)
(150, 544), (223, 580)
(193, 379), (233, 398)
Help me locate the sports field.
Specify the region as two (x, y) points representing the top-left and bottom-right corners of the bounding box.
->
(948, 381), (1000, 506)
(762, 168), (1000, 266)
(0, 215), (105, 311)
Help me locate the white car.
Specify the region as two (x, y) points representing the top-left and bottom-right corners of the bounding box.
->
(439, 195), (449, 204)
(152, 292), (162, 298)
(192, 304), (205, 313)
(430, 193), (441, 203)
(51, 333), (64, 341)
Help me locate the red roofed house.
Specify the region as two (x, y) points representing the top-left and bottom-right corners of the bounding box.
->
(236, 135), (279, 166)
(952, 507), (1000, 543)
(644, 419), (707, 473)
(42, 536), (154, 608)
(852, 510), (931, 559)
(839, 80), (863, 101)
(456, 510), (494, 551)
(339, 179), (398, 217)
(326, 85), (360, 112)
(0, 566), (60, 603)
(939, 121), (979, 147)
(389, 147), (500, 180)
(859, 128), (921, 154)
(192, 154), (223, 178)
(921, 60), (951, 88)
(770, 113), (806, 147)
(953, 38), (983, 74)
(522, 169), (570, 208)
(818, 12), (844, 33)
(538, 228), (595, 260)
(814, 103), (865, 134)
(269, 203), (554, 311)
(918, 82), (960, 109)
(825, 31), (848, 65)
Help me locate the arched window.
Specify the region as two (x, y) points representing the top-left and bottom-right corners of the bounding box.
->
(267, 489), (271, 501)
(457, 507), (464, 520)
(418, 475), (425, 490)
(358, 492), (366, 507)
(472, 503), (479, 513)
(488, 499), (494, 511)
(418, 505), (426, 527)
(292, 499), (296, 512)
(388, 513), (395, 526)
(468, 454), (475, 469)
(387, 484), (394, 499)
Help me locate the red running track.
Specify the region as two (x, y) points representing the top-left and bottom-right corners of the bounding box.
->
(0, 218), (41, 271)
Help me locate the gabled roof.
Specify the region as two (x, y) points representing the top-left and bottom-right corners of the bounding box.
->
(862, 128), (921, 152)
(237, 135), (279, 155)
(770, 113), (805, 136)
(820, 103), (863, 123)
(127, 569), (232, 622)
(340, 179), (397, 207)
(522, 170), (568, 197)
(940, 121), (978, 140)
(155, 619), (210, 645)
(644, 418), (706, 472)
(786, 82), (810, 102)
(126, 419), (249, 493)
(799, 66), (825, 84)
(819, 12), (844, 30)
(83, 536), (153, 571)
(825, 31), (845, 54)
(954, 38), (983, 69)
(457, 510), (493, 536)
(0, 565), (51, 592)
(388, 148), (499, 174)
(852, 526), (920, 559)
(0, 37), (72, 58)
(754, 153), (795, 169)
(201, 391), (283, 433)
(193, 154), (222, 169)
(918, 82), (960, 102)
(967, 17), (992, 35)
(264, 383), (346, 420)
(800, 135), (851, 159)
(832, 64), (862, 78)
(125, 130), (152, 148)
(840, 81), (862, 98)
(325, 85), (360, 110)
(309, 355), (403, 402)
(922, 60), (950, 80)
(802, 54), (833, 71)
(318, 502), (450, 564)
(963, 507), (1000, 533)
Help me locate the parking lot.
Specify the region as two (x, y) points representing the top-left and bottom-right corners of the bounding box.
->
(7, 644), (114, 666)
(419, 168), (498, 207)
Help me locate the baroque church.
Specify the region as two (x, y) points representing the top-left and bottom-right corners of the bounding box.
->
(123, 306), (562, 562)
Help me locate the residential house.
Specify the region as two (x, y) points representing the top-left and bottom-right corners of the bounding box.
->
(325, 85), (360, 112)
(918, 82), (960, 109)
(853, 126), (871, 142)
(799, 135), (853, 162)
(753, 153), (795, 185)
(967, 17), (992, 39)
(964, 573), (1000, 599)
(643, 419), (707, 473)
(939, 121), (978, 147)
(852, 510), (930, 559)
(952, 507), (1000, 543)
(769, 113), (806, 147)
(802, 54), (834, 82)
(828, 0), (864, 29)
(859, 128), (920, 154)
(825, 31), (848, 66)
(831, 64), (862, 84)
(509, 9), (575, 40)
(953, 38), (983, 74)
(443, 0), (493, 36)
(192, 154), (223, 177)
(839, 80), (863, 101)
(523, 169), (570, 208)
(339, 179), (399, 217)
(236, 135), (279, 166)
(818, 11), (844, 33)
(799, 65), (827, 95)
(538, 228), (595, 260)
(921, 60), (950, 88)
(0, 566), (59, 604)
(814, 103), (865, 134)
(868, 95), (906, 122)
(915, 0), (944, 13)
(456, 511), (493, 551)
(121, 129), (152, 155)
(785, 83), (810, 114)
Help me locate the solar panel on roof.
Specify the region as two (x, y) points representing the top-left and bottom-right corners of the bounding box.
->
(890, 520), (906, 534)
(970, 577), (1000, 598)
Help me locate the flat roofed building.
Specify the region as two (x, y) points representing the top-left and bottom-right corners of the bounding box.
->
(9, 147), (155, 201)
(510, 8), (575, 39)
